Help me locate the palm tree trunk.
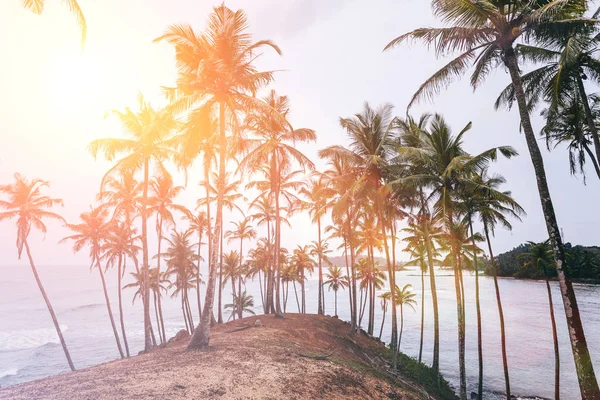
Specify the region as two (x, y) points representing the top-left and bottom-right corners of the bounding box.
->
(577, 75), (600, 165)
(301, 268), (306, 314)
(378, 210), (397, 364)
(186, 291), (194, 328)
(24, 240), (75, 371)
(182, 295), (190, 334)
(424, 227), (440, 374)
(231, 275), (237, 321)
(284, 281), (289, 312)
(453, 245), (467, 400)
(335, 290), (338, 317)
(484, 223), (510, 398)
(96, 259), (125, 358)
(117, 254), (130, 357)
(274, 166), (283, 317)
(239, 239), (243, 319)
(317, 218), (324, 315)
(582, 143), (600, 180)
(293, 280), (301, 313)
(469, 219), (483, 400)
(258, 269), (265, 313)
(347, 213), (358, 331)
(546, 277), (560, 400)
(418, 268), (424, 364)
(378, 302), (386, 340)
(142, 159), (152, 352)
(505, 48), (599, 398)
(153, 291), (161, 338)
(189, 101), (226, 349)
(218, 227), (224, 324)
(398, 304), (404, 352)
(156, 217), (166, 344)
(343, 238), (353, 319)
(197, 234), (203, 320)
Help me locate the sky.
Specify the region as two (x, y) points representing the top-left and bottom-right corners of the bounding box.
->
(0, 0), (598, 267)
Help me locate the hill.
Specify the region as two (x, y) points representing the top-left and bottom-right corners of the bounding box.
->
(0, 314), (454, 400)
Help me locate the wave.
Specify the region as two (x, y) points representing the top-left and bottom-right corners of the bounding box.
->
(70, 303), (104, 312)
(0, 325), (68, 352)
(0, 368), (19, 379)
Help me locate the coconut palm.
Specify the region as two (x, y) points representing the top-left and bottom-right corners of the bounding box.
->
(225, 291), (255, 320)
(324, 265), (348, 317)
(393, 284), (417, 352)
(183, 211), (208, 318)
(378, 293), (390, 341)
(240, 90), (316, 317)
(148, 166), (188, 343)
(60, 206), (125, 359)
(0, 174), (74, 371)
(23, 0), (86, 46)
(156, 4), (282, 349)
(221, 250), (241, 320)
(308, 237), (332, 313)
(519, 240), (560, 399)
(385, 3), (599, 396)
(100, 223), (141, 357)
(89, 94), (177, 351)
(290, 245), (316, 314)
(226, 216), (257, 318)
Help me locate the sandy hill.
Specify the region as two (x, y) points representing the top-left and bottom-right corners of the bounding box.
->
(0, 314), (454, 400)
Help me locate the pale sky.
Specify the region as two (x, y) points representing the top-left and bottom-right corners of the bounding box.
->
(0, 0), (598, 267)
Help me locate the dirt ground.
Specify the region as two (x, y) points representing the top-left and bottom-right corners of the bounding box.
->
(0, 314), (433, 400)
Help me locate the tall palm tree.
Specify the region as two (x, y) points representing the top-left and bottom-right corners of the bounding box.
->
(320, 103), (399, 352)
(221, 250), (241, 320)
(240, 90), (316, 317)
(89, 94), (177, 351)
(23, 0), (86, 46)
(183, 211), (208, 318)
(290, 245), (316, 314)
(156, 5), (282, 349)
(393, 284), (417, 353)
(0, 174), (74, 371)
(385, 3), (599, 396)
(324, 265), (348, 317)
(300, 174), (334, 315)
(100, 223), (141, 357)
(519, 240), (560, 400)
(226, 216), (257, 318)
(60, 206), (125, 359)
(162, 230), (199, 334)
(148, 166), (188, 344)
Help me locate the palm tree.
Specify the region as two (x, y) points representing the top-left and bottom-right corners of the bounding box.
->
(226, 216), (257, 318)
(162, 230), (199, 334)
(240, 90), (316, 317)
(300, 174), (334, 315)
(148, 166), (188, 344)
(320, 103), (399, 352)
(393, 284), (417, 353)
(290, 245), (316, 314)
(60, 206), (125, 359)
(100, 223), (141, 357)
(156, 5), (282, 349)
(225, 291), (256, 320)
(89, 94), (177, 352)
(0, 174), (74, 371)
(23, 0), (86, 46)
(378, 293), (389, 341)
(309, 238), (332, 314)
(222, 250), (241, 320)
(324, 265), (348, 317)
(519, 240), (560, 400)
(385, 3), (599, 396)
(183, 211), (208, 319)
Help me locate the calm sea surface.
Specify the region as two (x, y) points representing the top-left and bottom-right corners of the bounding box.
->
(1, 263), (599, 399)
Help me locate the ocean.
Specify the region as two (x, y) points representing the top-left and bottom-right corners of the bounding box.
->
(1, 263), (599, 399)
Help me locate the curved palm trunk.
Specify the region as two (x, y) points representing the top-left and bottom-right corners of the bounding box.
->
(317, 218), (324, 315)
(418, 268), (424, 363)
(218, 227), (224, 324)
(24, 241), (75, 371)
(505, 49), (599, 398)
(156, 217), (166, 344)
(544, 276), (561, 400)
(284, 281), (289, 312)
(582, 143), (600, 180)
(274, 167), (283, 317)
(142, 159), (152, 351)
(117, 254), (130, 357)
(347, 213), (358, 331)
(293, 280), (301, 313)
(266, 220), (274, 314)
(378, 303), (386, 340)
(153, 291), (162, 337)
(577, 76), (600, 165)
(397, 304), (404, 353)
(231, 274), (237, 321)
(469, 220), (483, 400)
(96, 259), (124, 358)
(196, 234), (203, 319)
(378, 210), (397, 366)
(188, 101), (226, 349)
(239, 240), (243, 319)
(257, 269), (265, 313)
(484, 223), (510, 398)
(343, 239), (353, 318)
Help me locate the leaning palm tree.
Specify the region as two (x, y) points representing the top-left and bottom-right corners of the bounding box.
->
(60, 206), (125, 359)
(89, 94), (177, 352)
(519, 240), (560, 400)
(23, 0), (86, 46)
(0, 173), (74, 371)
(324, 265), (348, 317)
(385, 3), (599, 396)
(393, 284), (417, 353)
(156, 5), (282, 349)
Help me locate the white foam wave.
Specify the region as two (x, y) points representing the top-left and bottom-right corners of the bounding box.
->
(0, 325), (68, 352)
(0, 368), (19, 379)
